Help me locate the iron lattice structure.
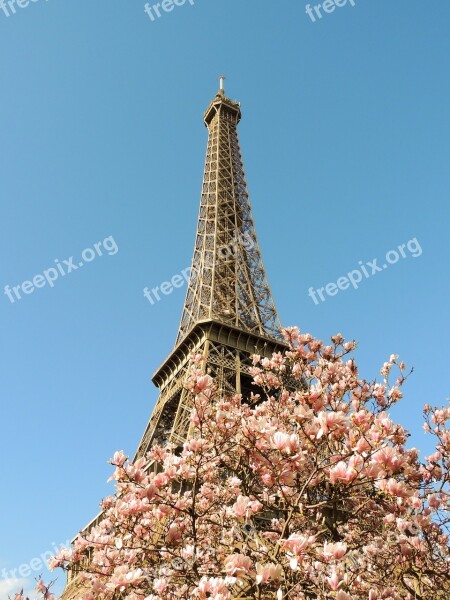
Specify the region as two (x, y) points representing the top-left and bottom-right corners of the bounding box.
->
(135, 84), (284, 458)
(62, 82), (285, 599)
(177, 89), (282, 344)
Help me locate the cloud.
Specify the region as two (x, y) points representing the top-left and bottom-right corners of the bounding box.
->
(0, 577), (34, 598)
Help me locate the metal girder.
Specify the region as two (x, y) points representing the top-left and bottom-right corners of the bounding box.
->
(135, 320), (287, 459)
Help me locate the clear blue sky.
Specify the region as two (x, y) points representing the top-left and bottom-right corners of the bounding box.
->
(1, 0), (449, 596)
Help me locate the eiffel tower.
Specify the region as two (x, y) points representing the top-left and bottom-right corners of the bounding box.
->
(62, 78), (285, 599)
(135, 77), (285, 458)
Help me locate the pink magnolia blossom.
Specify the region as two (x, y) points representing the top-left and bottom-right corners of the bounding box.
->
(323, 541), (347, 561)
(329, 461), (358, 484)
(23, 329), (450, 600)
(283, 533), (315, 555)
(223, 553), (253, 577)
(232, 495), (263, 519)
(255, 562), (282, 584)
(328, 571), (343, 590)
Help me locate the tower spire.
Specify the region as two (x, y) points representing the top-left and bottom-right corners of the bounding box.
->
(176, 83), (282, 345)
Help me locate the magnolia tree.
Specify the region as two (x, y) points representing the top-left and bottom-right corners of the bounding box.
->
(15, 329), (450, 600)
